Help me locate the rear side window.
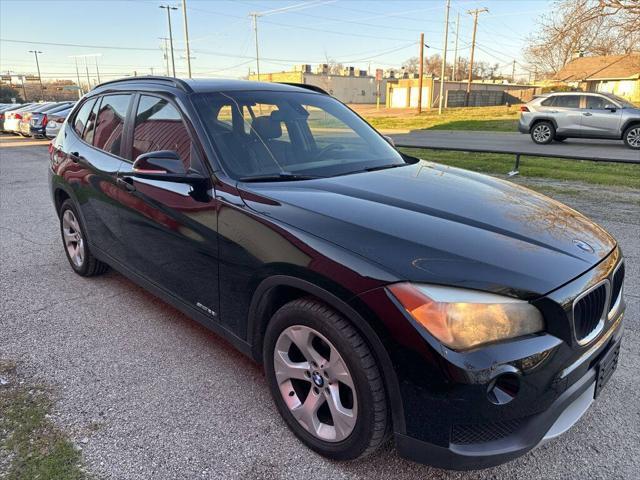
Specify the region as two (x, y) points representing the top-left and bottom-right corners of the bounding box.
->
(73, 99), (96, 137)
(132, 95), (192, 168)
(552, 95), (580, 108)
(93, 94), (132, 156)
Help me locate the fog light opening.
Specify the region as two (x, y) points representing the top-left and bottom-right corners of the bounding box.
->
(487, 373), (520, 405)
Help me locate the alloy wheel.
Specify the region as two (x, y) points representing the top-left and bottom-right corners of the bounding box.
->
(274, 325), (357, 442)
(532, 124), (552, 143)
(627, 127), (640, 148)
(62, 210), (85, 268)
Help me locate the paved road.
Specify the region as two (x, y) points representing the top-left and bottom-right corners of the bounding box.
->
(389, 130), (640, 163)
(1, 136), (639, 479)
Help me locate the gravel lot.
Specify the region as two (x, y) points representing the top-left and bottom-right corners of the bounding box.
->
(1, 135), (639, 479)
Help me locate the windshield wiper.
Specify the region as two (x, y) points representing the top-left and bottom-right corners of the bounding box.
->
(238, 172), (322, 182)
(362, 163), (407, 173)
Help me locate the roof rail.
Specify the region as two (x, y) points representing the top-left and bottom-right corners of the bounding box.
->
(277, 82), (329, 95)
(93, 76), (193, 93)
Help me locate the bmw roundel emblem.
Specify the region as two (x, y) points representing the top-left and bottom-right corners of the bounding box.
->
(573, 239), (595, 253)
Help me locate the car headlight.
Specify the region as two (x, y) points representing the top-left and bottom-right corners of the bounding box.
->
(388, 283), (544, 350)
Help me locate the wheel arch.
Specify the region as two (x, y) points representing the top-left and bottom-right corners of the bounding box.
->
(530, 117), (558, 130)
(622, 118), (640, 133)
(247, 275), (406, 434)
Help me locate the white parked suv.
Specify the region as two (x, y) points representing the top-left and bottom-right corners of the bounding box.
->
(518, 92), (640, 150)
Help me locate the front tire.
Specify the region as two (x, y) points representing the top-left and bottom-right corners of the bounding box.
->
(263, 298), (389, 461)
(59, 199), (108, 277)
(623, 124), (640, 150)
(530, 121), (555, 144)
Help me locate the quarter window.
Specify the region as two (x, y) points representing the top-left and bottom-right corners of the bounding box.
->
(132, 95), (192, 168)
(93, 94), (132, 156)
(73, 99), (96, 137)
(83, 97), (101, 145)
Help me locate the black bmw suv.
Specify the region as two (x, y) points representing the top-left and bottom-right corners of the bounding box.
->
(49, 77), (625, 470)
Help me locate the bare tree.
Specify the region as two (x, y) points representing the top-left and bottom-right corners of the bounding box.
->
(525, 0), (640, 75)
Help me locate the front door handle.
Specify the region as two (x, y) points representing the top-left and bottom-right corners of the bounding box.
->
(116, 177), (136, 192)
(582, 112), (593, 116)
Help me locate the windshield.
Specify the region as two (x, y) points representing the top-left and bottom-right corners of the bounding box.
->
(601, 93), (637, 108)
(193, 90), (405, 180)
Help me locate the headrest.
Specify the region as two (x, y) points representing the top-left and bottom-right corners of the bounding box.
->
(251, 114), (282, 140)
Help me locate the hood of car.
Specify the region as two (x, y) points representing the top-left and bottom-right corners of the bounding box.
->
(239, 161), (616, 298)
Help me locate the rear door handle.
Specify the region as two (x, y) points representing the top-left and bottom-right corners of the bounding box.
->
(117, 177), (136, 192)
(582, 112), (592, 116)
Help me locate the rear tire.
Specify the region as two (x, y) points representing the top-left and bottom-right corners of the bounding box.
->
(623, 124), (640, 150)
(59, 199), (109, 277)
(263, 298), (390, 461)
(530, 121), (555, 145)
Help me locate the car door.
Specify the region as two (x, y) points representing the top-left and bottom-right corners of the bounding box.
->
(116, 93), (220, 323)
(547, 94), (582, 134)
(580, 95), (623, 137)
(65, 94), (131, 259)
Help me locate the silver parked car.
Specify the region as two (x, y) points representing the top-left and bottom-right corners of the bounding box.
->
(518, 92), (640, 149)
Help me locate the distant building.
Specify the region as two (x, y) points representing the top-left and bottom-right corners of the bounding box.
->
(248, 64), (387, 104)
(554, 53), (640, 103)
(385, 76), (539, 109)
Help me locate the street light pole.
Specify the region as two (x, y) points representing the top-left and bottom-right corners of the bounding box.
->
(28, 50), (44, 100)
(181, 0), (192, 78)
(160, 5), (178, 77)
(438, 0), (451, 115)
(250, 13), (261, 81)
(452, 12), (460, 82)
(417, 33), (424, 114)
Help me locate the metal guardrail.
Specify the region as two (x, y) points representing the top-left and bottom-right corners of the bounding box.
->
(394, 143), (640, 177)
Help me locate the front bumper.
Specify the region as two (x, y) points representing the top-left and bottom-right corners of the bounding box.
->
(395, 327), (622, 470)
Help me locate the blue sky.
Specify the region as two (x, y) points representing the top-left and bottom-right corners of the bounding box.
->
(0, 0), (549, 82)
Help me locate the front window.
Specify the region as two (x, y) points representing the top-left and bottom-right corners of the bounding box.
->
(194, 90), (405, 180)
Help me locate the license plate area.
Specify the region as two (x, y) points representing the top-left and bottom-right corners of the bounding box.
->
(594, 343), (620, 398)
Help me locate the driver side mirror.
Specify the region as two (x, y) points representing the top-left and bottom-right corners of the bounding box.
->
(383, 135), (396, 147)
(604, 104), (617, 112)
(128, 150), (206, 186)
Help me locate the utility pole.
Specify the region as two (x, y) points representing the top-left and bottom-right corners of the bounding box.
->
(160, 5), (178, 77)
(417, 33), (425, 114)
(84, 57), (91, 91)
(465, 7), (488, 106)
(452, 12), (460, 82)
(159, 37), (170, 76)
(511, 60), (516, 83)
(95, 56), (101, 84)
(20, 76), (28, 102)
(250, 13), (261, 80)
(73, 57), (83, 97)
(181, 0), (192, 78)
(438, 0), (451, 114)
(28, 50), (44, 100)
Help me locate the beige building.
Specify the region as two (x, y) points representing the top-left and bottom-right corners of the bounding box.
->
(385, 77), (538, 109)
(554, 53), (640, 104)
(249, 64), (387, 104)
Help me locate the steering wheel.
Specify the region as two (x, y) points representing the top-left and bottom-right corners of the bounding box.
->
(313, 143), (345, 160)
